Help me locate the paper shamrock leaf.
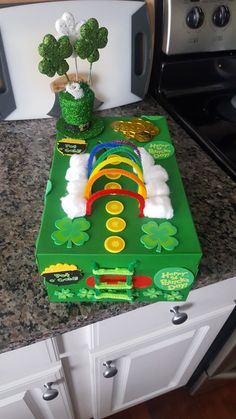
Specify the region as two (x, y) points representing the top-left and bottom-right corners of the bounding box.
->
(140, 221), (178, 253)
(54, 288), (74, 300)
(51, 217), (90, 248)
(74, 18), (108, 63)
(38, 34), (73, 77)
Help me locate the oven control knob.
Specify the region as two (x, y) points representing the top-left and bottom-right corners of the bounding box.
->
(186, 7), (204, 29)
(212, 5), (230, 27)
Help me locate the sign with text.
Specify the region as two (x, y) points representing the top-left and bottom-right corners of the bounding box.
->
(57, 138), (87, 156)
(145, 141), (175, 160)
(43, 269), (83, 285)
(154, 267), (194, 291)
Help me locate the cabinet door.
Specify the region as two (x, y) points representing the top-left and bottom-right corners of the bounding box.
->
(91, 304), (233, 419)
(0, 363), (74, 419)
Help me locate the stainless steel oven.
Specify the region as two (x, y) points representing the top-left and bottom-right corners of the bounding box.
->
(188, 307), (236, 393)
(150, 0), (236, 181)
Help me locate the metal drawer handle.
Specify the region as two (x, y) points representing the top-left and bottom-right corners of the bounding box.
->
(170, 306), (188, 325)
(43, 382), (59, 400)
(103, 361), (118, 378)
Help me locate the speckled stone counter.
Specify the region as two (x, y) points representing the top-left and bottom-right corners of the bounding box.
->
(1, 97), (236, 354)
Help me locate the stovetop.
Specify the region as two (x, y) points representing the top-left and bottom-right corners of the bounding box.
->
(151, 0), (236, 181)
(161, 90), (236, 180)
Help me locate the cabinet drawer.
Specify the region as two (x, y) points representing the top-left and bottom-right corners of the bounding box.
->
(0, 339), (58, 387)
(89, 277), (236, 351)
(0, 362), (74, 419)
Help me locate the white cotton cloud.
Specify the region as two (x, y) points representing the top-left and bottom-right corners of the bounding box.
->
(144, 196), (174, 219)
(61, 194), (87, 219)
(138, 147), (155, 170)
(66, 179), (87, 195)
(146, 179), (170, 197)
(65, 166), (87, 181)
(70, 153), (90, 169)
(144, 165), (169, 183)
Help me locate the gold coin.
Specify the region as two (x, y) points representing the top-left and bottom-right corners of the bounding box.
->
(106, 217), (126, 233)
(104, 182), (122, 190)
(104, 236), (125, 253)
(105, 200), (124, 215)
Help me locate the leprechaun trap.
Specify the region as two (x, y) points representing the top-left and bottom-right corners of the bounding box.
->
(35, 12), (202, 303)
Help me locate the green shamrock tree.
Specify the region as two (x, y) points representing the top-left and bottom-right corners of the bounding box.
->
(38, 34), (73, 81)
(51, 217), (90, 248)
(54, 288), (74, 300)
(140, 221), (179, 253)
(143, 287), (163, 299)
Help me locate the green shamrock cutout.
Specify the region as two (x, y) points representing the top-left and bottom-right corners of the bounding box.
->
(164, 291), (183, 301)
(143, 288), (163, 299)
(140, 221), (179, 253)
(77, 288), (96, 300)
(38, 34), (73, 77)
(51, 217), (90, 248)
(54, 288), (74, 300)
(74, 18), (108, 63)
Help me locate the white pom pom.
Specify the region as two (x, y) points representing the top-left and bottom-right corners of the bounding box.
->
(144, 196), (173, 219)
(146, 179), (170, 198)
(61, 194), (87, 219)
(144, 165), (169, 183)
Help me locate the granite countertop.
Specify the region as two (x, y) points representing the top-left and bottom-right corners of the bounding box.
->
(1, 96), (236, 354)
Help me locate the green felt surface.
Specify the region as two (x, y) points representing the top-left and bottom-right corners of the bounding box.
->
(36, 115), (202, 303)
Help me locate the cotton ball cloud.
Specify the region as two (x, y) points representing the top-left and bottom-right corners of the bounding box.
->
(144, 196), (174, 219)
(66, 179), (87, 195)
(146, 179), (170, 198)
(65, 166), (88, 181)
(144, 165), (169, 183)
(70, 153), (90, 168)
(138, 147), (155, 170)
(61, 194), (87, 219)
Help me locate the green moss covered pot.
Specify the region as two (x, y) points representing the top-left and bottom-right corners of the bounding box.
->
(59, 81), (94, 131)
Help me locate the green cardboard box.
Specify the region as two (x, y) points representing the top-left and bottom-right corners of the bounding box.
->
(36, 115), (202, 303)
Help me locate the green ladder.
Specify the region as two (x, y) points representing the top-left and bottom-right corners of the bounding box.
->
(92, 262), (136, 302)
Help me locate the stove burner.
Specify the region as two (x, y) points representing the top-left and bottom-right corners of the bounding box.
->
(204, 93), (236, 123)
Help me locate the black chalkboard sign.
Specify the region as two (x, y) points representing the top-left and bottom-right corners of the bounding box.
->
(57, 138), (87, 156)
(44, 269), (83, 285)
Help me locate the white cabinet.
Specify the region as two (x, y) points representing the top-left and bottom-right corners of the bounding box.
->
(1, 277), (235, 419)
(0, 341), (74, 419)
(89, 277), (236, 419)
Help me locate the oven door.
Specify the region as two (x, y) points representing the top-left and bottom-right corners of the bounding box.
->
(189, 309), (236, 394)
